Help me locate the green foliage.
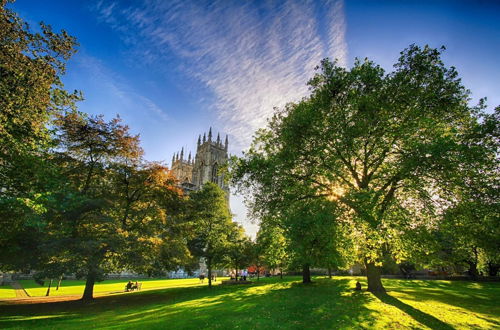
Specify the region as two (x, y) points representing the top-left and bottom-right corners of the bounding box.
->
(224, 225), (253, 274)
(415, 107), (499, 276)
(0, 0), (81, 272)
(286, 199), (353, 273)
(256, 220), (290, 274)
(2, 109), (188, 300)
(0, 1), (81, 196)
(47, 113), (188, 299)
(188, 183), (233, 258)
(188, 182), (235, 286)
(233, 45), (497, 291)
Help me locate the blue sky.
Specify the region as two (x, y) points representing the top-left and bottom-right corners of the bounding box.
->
(10, 0), (500, 237)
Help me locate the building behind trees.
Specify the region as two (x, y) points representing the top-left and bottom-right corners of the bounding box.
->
(171, 127), (229, 202)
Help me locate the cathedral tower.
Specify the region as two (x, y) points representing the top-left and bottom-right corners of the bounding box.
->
(191, 127), (229, 199)
(171, 147), (194, 186)
(170, 128), (229, 199)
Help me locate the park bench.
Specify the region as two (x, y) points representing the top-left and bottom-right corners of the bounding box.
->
(124, 282), (142, 292)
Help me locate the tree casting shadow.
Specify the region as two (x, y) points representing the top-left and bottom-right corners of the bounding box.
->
(0, 278), (377, 329)
(373, 291), (454, 330)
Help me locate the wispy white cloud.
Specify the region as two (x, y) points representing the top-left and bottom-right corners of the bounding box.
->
(93, 0), (347, 151)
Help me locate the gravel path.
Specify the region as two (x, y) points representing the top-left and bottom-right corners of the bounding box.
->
(10, 281), (29, 298)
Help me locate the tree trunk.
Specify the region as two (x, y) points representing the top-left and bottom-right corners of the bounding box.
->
(302, 264), (311, 283)
(487, 262), (499, 277)
(82, 162), (95, 194)
(328, 267), (332, 279)
(121, 204), (131, 227)
(56, 276), (62, 291)
(365, 260), (385, 293)
(469, 247), (480, 279)
(207, 258), (212, 288)
(45, 279), (53, 296)
(280, 267), (283, 279)
(82, 270), (96, 301)
(257, 266), (260, 280)
(235, 268), (239, 281)
(467, 261), (479, 280)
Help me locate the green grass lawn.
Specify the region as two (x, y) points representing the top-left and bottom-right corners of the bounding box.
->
(0, 285), (16, 299)
(19, 277), (222, 297)
(1, 277), (499, 329)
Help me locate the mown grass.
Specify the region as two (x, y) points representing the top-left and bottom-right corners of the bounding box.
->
(0, 285), (16, 299)
(1, 277), (499, 329)
(19, 278), (223, 297)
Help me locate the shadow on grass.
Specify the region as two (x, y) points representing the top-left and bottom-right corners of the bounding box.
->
(6, 277), (495, 329)
(155, 278), (378, 329)
(373, 291), (453, 330)
(476, 314), (500, 327)
(382, 278), (500, 319)
(0, 277), (378, 329)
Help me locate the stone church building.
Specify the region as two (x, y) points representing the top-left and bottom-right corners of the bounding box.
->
(170, 127), (229, 200)
(168, 128), (230, 278)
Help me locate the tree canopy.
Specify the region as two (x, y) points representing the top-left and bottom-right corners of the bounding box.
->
(188, 182), (235, 288)
(233, 45), (498, 291)
(0, 1), (80, 196)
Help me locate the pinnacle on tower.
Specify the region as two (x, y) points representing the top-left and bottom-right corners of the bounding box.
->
(208, 127), (212, 142)
(171, 154), (175, 165)
(216, 132), (220, 145)
(203, 133), (206, 143)
(180, 147), (184, 161)
(225, 134), (228, 151)
(188, 151), (192, 163)
(197, 135), (201, 148)
(175, 152), (179, 161)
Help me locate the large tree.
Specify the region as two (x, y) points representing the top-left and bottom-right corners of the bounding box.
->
(234, 45), (495, 292)
(233, 155), (349, 283)
(431, 107), (499, 277)
(188, 182), (233, 288)
(49, 112), (186, 300)
(256, 220), (290, 279)
(225, 224), (253, 280)
(0, 0), (80, 273)
(0, 0), (80, 196)
(110, 162), (192, 278)
(283, 199), (348, 283)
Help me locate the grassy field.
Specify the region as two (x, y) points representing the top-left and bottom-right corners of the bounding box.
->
(0, 285), (16, 299)
(19, 278), (220, 297)
(1, 277), (499, 329)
